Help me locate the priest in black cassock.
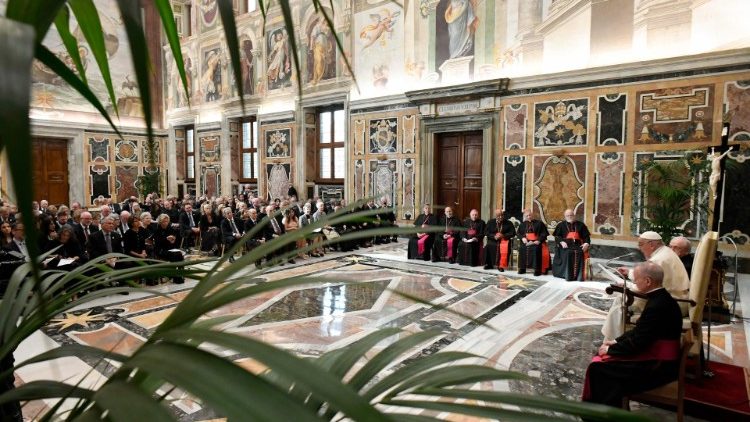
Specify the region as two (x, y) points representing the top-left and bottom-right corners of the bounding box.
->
(483, 209), (516, 272)
(407, 205), (436, 260)
(552, 209), (591, 281)
(432, 207), (461, 264)
(582, 262), (683, 408)
(517, 209), (550, 276)
(457, 209), (485, 267)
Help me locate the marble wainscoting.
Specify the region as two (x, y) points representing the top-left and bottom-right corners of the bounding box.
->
(15, 242), (750, 421)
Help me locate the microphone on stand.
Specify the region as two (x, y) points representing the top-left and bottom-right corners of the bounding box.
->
(603, 252), (638, 268)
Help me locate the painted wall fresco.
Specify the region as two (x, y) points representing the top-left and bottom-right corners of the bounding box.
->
(533, 99), (588, 147)
(31, 0), (142, 117)
(267, 27), (293, 91)
(635, 85), (714, 144)
(532, 154), (587, 228)
(200, 45), (225, 102)
(435, 0), (479, 84)
(305, 14), (337, 85)
(353, 2), (404, 94)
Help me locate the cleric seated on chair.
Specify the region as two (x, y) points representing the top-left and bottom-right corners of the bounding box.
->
(582, 262), (683, 408)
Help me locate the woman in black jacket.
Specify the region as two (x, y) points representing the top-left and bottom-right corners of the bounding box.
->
(43, 225), (86, 271)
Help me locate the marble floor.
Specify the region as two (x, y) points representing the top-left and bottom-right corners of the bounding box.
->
(15, 242), (750, 421)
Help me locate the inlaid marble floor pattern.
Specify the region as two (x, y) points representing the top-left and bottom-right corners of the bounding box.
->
(15, 243), (749, 421)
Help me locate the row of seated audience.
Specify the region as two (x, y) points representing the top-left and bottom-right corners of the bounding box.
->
(407, 205), (593, 280)
(0, 193), (400, 287)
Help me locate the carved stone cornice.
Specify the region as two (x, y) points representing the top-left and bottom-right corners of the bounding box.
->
(404, 79), (510, 105)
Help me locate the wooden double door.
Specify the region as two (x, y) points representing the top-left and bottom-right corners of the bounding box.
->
(434, 131), (483, 220)
(31, 138), (69, 205)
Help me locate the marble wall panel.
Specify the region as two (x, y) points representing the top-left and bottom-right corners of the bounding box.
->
(502, 155), (526, 222)
(533, 99), (588, 148)
(199, 134), (221, 163)
(201, 165), (221, 197)
(369, 160), (398, 210)
(265, 128), (292, 158)
(141, 140), (160, 164)
(532, 154), (587, 227)
(724, 80), (750, 141)
(353, 119), (366, 156)
(594, 152), (624, 235)
(229, 122), (239, 181)
(402, 115), (416, 153)
(719, 149), (750, 245)
(318, 185), (344, 203)
(114, 139), (138, 162)
(402, 158), (415, 220)
(631, 151), (706, 238)
(369, 118), (398, 153)
(89, 164), (111, 203)
(635, 85), (714, 144)
(354, 159), (365, 200)
(504, 103), (527, 150)
(89, 137), (110, 161)
(266, 163), (291, 201)
(596, 94), (627, 146)
(115, 165), (139, 202)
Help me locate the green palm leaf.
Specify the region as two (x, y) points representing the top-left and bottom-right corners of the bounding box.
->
(4, 0), (66, 43)
(217, 0), (245, 109)
(154, 0), (189, 106)
(53, 6), (87, 84)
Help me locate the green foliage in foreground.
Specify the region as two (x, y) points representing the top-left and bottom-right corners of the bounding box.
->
(0, 1), (654, 420)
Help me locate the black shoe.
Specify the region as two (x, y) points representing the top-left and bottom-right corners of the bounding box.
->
(353, 246), (360, 250)
(483, 265), (492, 270)
(431, 259), (439, 263)
(392, 238), (398, 242)
(518, 269), (526, 274)
(499, 268), (504, 272)
(229, 256), (235, 263)
(118, 291), (130, 295)
(448, 258), (455, 264)
(255, 262), (262, 269)
(288, 259), (296, 264)
(174, 278), (184, 284)
(534, 271), (541, 277)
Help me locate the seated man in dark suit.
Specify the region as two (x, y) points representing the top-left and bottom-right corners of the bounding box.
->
(86, 216), (128, 294)
(220, 207), (243, 261)
(73, 211), (100, 247)
(262, 205), (293, 265)
(582, 262), (683, 408)
(178, 203), (201, 251)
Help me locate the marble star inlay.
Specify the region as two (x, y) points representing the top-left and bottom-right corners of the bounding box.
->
(500, 277), (534, 289)
(49, 310), (107, 331)
(340, 255), (374, 264)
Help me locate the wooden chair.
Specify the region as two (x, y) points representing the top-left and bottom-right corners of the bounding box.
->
(682, 231), (718, 378)
(624, 330), (694, 422)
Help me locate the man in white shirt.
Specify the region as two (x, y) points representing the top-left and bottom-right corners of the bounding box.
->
(601, 231), (689, 341)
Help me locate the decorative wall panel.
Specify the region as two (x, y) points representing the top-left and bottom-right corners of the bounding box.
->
(115, 140), (138, 162)
(141, 140), (161, 164)
(115, 166), (139, 202)
(597, 94), (627, 146)
(265, 128), (292, 158)
(402, 115), (416, 154)
(533, 99), (588, 147)
(89, 137), (110, 161)
(631, 151), (708, 239)
(369, 160), (398, 210)
(635, 85), (713, 144)
(504, 104), (527, 150)
(353, 119), (366, 156)
(724, 80), (750, 142)
(369, 118), (398, 153)
(721, 149), (750, 244)
(402, 158), (415, 220)
(594, 152), (625, 235)
(266, 163), (291, 201)
(503, 155), (526, 222)
(532, 154), (587, 227)
(201, 165), (221, 197)
(89, 164), (111, 204)
(199, 135), (221, 163)
(318, 185), (344, 203)
(354, 159), (365, 200)
(229, 122), (239, 181)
